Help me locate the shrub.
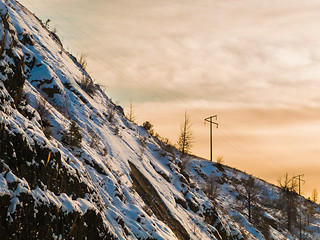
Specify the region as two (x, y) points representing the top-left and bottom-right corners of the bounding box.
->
(108, 107), (115, 123)
(142, 121), (152, 131)
(36, 97), (51, 124)
(100, 147), (108, 156)
(78, 53), (88, 71)
(142, 121), (154, 135)
(89, 131), (108, 156)
(44, 19), (51, 28)
(80, 75), (96, 96)
(142, 205), (153, 216)
(114, 126), (119, 135)
(43, 125), (53, 139)
(89, 133), (99, 149)
(139, 137), (147, 160)
(36, 97), (53, 139)
(61, 121), (82, 148)
(216, 156), (224, 164)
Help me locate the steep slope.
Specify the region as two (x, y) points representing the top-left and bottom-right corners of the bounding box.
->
(1, 1), (320, 240)
(187, 157), (320, 239)
(0, 1), (242, 239)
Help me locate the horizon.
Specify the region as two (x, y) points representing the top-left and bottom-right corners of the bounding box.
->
(19, 0), (320, 197)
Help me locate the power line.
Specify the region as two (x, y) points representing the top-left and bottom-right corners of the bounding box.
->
(19, 0), (289, 178)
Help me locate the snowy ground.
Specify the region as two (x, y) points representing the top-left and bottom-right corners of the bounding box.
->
(0, 0), (320, 239)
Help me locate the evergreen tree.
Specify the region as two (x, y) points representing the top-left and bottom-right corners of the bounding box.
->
(62, 121), (82, 148)
(127, 101), (136, 122)
(177, 111), (193, 156)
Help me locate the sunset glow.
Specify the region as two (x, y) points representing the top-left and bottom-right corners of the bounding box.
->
(20, 0), (320, 197)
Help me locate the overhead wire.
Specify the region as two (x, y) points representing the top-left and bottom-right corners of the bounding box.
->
(21, 0), (287, 176)
(22, 0), (184, 106)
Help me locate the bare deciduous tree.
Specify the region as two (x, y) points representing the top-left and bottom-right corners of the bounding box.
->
(235, 176), (259, 222)
(242, 176), (259, 222)
(204, 174), (220, 201)
(278, 173), (298, 232)
(311, 188), (318, 203)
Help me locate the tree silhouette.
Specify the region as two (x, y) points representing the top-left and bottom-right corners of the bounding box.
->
(127, 101), (136, 122)
(142, 121), (154, 135)
(177, 111), (193, 156)
(235, 176), (259, 222)
(278, 173), (298, 232)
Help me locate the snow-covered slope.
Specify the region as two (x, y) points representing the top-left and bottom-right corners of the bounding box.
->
(0, 0), (319, 239)
(187, 157), (320, 239)
(0, 1), (241, 239)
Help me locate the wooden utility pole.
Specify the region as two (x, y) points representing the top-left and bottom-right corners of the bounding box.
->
(293, 174), (305, 239)
(293, 174), (305, 195)
(204, 115), (218, 162)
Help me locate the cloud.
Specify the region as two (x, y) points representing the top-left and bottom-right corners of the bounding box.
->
(21, 0), (320, 108)
(19, 0), (320, 197)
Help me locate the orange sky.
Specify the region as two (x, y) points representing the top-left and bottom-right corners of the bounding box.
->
(19, 0), (320, 197)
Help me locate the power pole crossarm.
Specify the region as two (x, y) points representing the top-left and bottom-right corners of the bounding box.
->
(204, 115), (219, 162)
(293, 174), (305, 195)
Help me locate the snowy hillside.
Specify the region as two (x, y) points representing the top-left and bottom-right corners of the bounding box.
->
(0, 0), (319, 239)
(186, 157), (320, 239)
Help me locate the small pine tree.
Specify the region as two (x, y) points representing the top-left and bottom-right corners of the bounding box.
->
(177, 111), (193, 156)
(62, 121), (82, 148)
(127, 101), (136, 122)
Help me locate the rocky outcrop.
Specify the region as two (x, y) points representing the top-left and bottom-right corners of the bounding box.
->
(0, 193), (114, 240)
(129, 161), (190, 240)
(0, 4), (25, 106)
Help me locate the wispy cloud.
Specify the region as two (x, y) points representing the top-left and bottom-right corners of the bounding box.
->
(21, 0), (320, 107)
(19, 0), (320, 195)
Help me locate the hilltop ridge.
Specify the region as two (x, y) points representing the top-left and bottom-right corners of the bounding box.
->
(0, 0), (319, 239)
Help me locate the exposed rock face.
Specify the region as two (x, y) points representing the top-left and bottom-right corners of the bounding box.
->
(0, 5), (25, 106)
(0, 2), (113, 239)
(0, 193), (113, 240)
(2, 1), (318, 239)
(129, 161), (190, 240)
